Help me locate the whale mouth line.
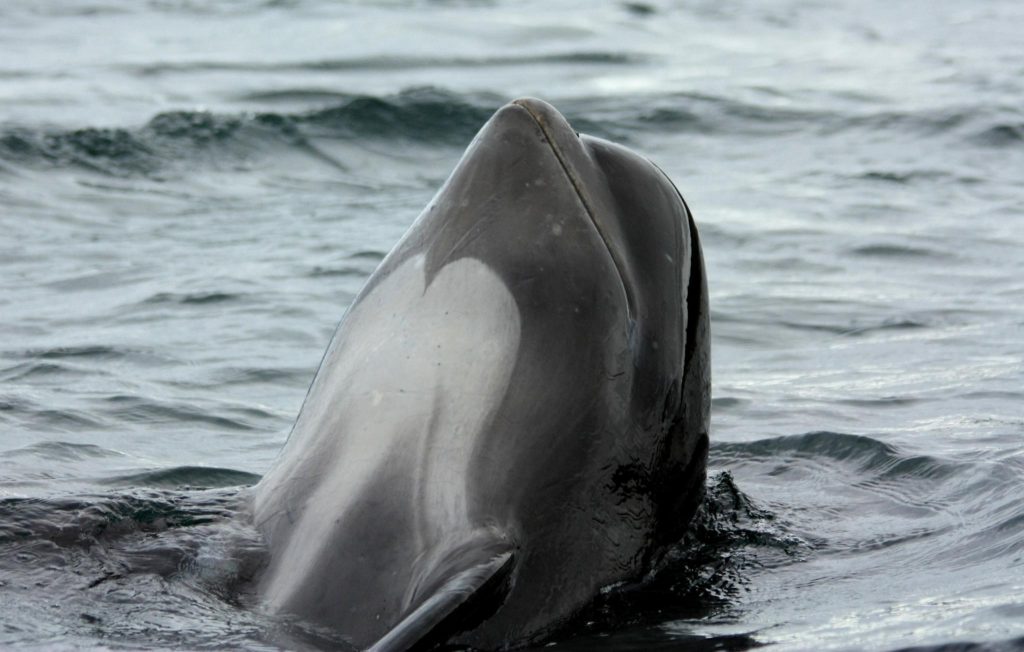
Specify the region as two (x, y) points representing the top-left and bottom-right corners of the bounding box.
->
(512, 99), (632, 308)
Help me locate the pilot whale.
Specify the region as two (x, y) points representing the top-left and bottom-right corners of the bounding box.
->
(251, 98), (710, 651)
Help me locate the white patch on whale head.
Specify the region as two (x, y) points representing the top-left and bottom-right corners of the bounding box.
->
(256, 253), (522, 611)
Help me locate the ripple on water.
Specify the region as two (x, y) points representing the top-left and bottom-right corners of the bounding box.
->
(715, 431), (1024, 573)
(23, 345), (125, 360)
(141, 291), (244, 306)
(971, 122), (1024, 147)
(711, 396), (748, 412)
(0, 488), (269, 649)
(715, 431), (960, 480)
(9, 345), (175, 368)
(4, 441), (126, 462)
(206, 365), (310, 387)
(99, 394), (259, 432)
(101, 466), (260, 490)
(848, 244), (954, 260)
(307, 265), (368, 278)
(0, 360), (99, 383)
(0, 396), (106, 431)
(0, 489), (244, 546)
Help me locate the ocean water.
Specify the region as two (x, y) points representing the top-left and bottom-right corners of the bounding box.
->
(1, 0), (1023, 650)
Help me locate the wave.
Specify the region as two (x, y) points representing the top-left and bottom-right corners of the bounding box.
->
(141, 291), (245, 306)
(102, 466), (260, 489)
(849, 243), (953, 260)
(4, 345), (175, 369)
(711, 306), (939, 339)
(0, 488), (244, 546)
(132, 52), (643, 77)
(971, 122), (1024, 147)
(0, 361), (97, 384)
(24, 344), (133, 360)
(4, 441), (126, 461)
(855, 169), (983, 185)
(2, 86), (1016, 178)
(0, 486), (267, 649)
(887, 635), (1024, 652)
(714, 431), (1024, 570)
(1, 389), (275, 435)
(299, 88), (495, 143)
(568, 93), (1024, 157)
(714, 431), (959, 480)
(0, 396), (107, 430)
(100, 394), (269, 431)
(0, 87), (496, 176)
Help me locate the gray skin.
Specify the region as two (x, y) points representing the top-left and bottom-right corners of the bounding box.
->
(251, 98), (710, 651)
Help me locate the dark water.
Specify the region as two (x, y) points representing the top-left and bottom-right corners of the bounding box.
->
(2, 0), (1023, 650)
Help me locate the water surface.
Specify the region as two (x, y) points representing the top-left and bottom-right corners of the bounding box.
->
(1, 1), (1022, 650)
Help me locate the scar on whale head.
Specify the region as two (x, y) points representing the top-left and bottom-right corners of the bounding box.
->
(250, 97), (710, 651)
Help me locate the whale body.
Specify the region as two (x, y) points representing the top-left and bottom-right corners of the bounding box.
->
(252, 98), (710, 651)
